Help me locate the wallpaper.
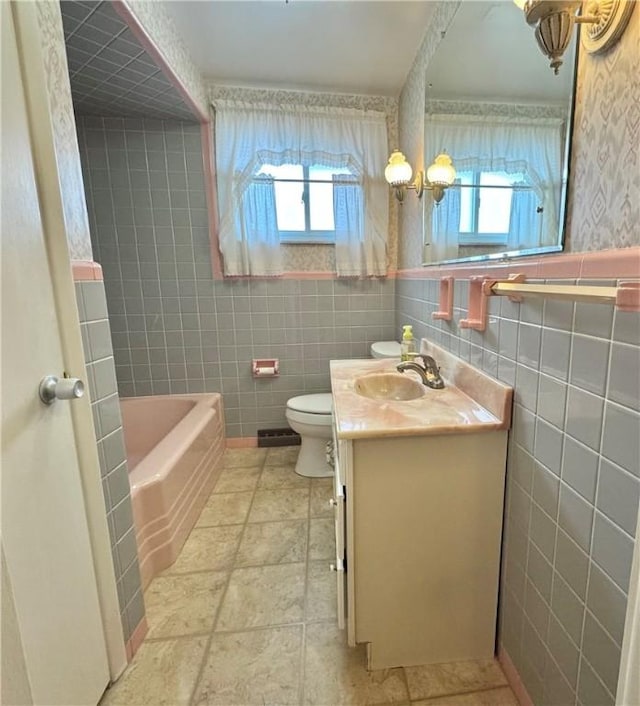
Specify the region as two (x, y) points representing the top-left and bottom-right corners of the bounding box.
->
(36, 0), (94, 261)
(210, 84), (400, 273)
(566, 8), (640, 252)
(397, 1), (460, 270)
(398, 1), (639, 268)
(123, 0), (209, 118)
(425, 100), (567, 120)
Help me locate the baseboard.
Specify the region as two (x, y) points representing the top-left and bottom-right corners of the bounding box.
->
(498, 645), (534, 706)
(226, 437), (258, 448)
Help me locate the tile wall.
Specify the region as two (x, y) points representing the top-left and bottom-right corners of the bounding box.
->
(75, 279), (145, 643)
(396, 276), (639, 706)
(76, 116), (396, 438)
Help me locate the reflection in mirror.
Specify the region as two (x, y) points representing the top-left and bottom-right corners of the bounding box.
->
(422, 1), (577, 265)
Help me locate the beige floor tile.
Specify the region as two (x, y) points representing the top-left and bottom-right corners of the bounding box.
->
(236, 520), (308, 567)
(265, 446), (300, 465)
(303, 622), (408, 705)
(259, 464), (311, 490)
(213, 466), (261, 493)
(100, 637), (207, 705)
(224, 448), (267, 468)
(405, 659), (508, 701)
(311, 476), (334, 487)
(166, 526), (242, 574)
(216, 563), (306, 631)
(144, 571), (228, 639)
(310, 482), (334, 518)
(306, 560), (337, 621)
(192, 625), (303, 705)
(248, 488), (310, 523)
(412, 686), (518, 705)
(196, 491), (253, 527)
(309, 517), (335, 560)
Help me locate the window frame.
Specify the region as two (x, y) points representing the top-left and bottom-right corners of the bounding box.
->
(256, 163), (358, 245)
(457, 169), (531, 247)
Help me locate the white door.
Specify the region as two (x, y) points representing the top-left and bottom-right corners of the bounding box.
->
(1, 4), (110, 705)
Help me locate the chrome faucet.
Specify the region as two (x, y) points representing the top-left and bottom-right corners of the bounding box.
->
(396, 354), (445, 389)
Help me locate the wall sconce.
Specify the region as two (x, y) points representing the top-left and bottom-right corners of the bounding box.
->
(514, 0), (635, 74)
(385, 150), (456, 205)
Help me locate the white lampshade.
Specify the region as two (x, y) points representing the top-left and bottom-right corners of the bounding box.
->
(384, 150), (413, 186)
(426, 153), (456, 187)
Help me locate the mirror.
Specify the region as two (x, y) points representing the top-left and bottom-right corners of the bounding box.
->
(422, 1), (577, 265)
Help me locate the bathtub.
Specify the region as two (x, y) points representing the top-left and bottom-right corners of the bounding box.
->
(120, 394), (225, 589)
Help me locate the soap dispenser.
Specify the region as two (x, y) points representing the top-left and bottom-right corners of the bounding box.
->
(400, 325), (416, 361)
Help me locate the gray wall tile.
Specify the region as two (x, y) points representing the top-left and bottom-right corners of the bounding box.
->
(581, 612), (621, 695)
(558, 483), (594, 553)
(555, 528), (589, 599)
(570, 334), (610, 396)
(541, 328), (572, 381)
(577, 657), (615, 706)
(547, 613), (580, 688)
(596, 458), (640, 536)
(566, 387), (604, 452)
(601, 401), (640, 476)
(586, 562), (627, 647)
(74, 279), (141, 641)
(562, 436), (599, 503)
(591, 512), (634, 592)
(607, 342), (640, 412)
(551, 571), (585, 645)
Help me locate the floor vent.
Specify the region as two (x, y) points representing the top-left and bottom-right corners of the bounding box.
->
(257, 428), (302, 447)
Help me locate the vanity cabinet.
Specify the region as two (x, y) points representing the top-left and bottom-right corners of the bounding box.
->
(332, 429), (507, 670)
(329, 345), (513, 671)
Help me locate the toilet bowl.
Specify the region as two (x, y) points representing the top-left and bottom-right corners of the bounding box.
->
(371, 340), (401, 359)
(285, 341), (401, 478)
(286, 394), (334, 478)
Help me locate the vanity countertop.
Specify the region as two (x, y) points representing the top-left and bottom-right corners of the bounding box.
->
(330, 341), (513, 440)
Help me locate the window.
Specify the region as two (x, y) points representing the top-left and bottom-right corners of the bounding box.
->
(255, 163), (354, 243)
(457, 170), (530, 245)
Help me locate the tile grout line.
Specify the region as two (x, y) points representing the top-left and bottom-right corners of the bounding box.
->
(186, 452), (266, 705)
(299, 469), (315, 705)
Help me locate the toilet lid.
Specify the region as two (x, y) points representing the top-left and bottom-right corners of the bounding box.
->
(371, 341), (401, 358)
(287, 393), (333, 414)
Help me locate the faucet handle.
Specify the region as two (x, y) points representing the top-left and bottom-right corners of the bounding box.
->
(415, 354), (439, 372)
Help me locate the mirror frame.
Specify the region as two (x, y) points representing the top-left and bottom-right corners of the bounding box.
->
(422, 33), (580, 267)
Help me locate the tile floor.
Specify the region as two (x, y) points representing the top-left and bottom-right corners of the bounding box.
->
(101, 447), (518, 706)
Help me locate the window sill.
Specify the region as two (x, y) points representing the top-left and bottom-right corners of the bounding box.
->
(280, 239), (335, 246)
(459, 239), (508, 247)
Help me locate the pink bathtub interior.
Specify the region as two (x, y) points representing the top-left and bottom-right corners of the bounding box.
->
(120, 393), (225, 589)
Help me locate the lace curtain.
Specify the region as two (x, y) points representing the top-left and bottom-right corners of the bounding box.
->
(425, 114), (564, 257)
(214, 101), (389, 276)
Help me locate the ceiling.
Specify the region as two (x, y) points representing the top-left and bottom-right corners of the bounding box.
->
(162, 1), (436, 96)
(61, 1), (196, 120)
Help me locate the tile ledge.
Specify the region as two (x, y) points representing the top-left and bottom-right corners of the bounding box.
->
(397, 246), (640, 280)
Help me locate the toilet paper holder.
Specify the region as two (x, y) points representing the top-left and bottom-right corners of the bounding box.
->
(252, 359), (279, 378)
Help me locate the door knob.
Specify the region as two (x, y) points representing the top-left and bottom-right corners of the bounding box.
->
(39, 375), (85, 405)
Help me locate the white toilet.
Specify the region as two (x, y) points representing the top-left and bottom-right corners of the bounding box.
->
(370, 340), (402, 359)
(285, 341), (401, 478)
(285, 393), (334, 478)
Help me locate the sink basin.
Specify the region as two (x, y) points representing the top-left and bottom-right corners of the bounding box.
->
(354, 373), (424, 401)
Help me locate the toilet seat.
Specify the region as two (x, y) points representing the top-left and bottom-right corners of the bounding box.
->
(285, 408), (333, 427)
(286, 393), (332, 415)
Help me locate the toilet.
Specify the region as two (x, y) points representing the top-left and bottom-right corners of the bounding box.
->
(285, 341), (401, 478)
(370, 340), (402, 359)
(285, 393), (334, 478)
